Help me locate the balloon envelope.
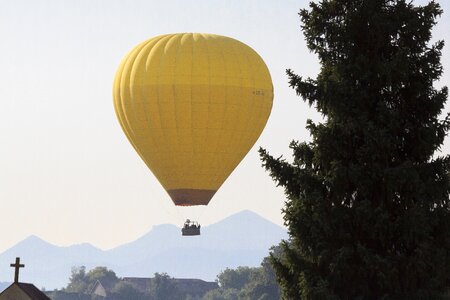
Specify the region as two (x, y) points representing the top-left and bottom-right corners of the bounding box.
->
(113, 33), (273, 206)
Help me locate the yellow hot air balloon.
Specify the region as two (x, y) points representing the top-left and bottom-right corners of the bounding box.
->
(113, 33), (273, 208)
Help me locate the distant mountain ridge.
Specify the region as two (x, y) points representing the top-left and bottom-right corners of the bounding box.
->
(0, 210), (287, 290)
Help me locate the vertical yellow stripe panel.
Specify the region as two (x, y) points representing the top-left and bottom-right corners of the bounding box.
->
(113, 33), (273, 206)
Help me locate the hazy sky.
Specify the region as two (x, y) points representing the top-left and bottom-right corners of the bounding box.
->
(0, 0), (449, 253)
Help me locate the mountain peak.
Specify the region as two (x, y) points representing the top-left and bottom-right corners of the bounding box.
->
(21, 235), (49, 246)
(210, 210), (284, 230)
(232, 209), (264, 219)
(25, 234), (43, 241)
(0, 210), (287, 289)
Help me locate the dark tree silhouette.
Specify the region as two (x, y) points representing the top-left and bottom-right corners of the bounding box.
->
(260, 0), (450, 298)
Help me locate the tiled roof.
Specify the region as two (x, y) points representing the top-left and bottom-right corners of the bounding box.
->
(122, 277), (218, 296)
(17, 283), (50, 300)
(122, 277), (151, 291)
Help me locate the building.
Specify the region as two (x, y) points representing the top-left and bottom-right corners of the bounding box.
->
(171, 278), (219, 297)
(90, 280), (108, 298)
(0, 283), (50, 300)
(123, 276), (219, 298)
(0, 257), (50, 300)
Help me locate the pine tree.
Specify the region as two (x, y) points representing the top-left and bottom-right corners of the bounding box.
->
(260, 0), (450, 298)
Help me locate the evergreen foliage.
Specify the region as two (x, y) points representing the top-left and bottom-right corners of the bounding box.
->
(260, 0), (450, 298)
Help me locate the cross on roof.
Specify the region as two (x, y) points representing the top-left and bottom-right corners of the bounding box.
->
(10, 257), (25, 283)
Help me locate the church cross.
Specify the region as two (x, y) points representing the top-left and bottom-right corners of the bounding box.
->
(10, 257), (25, 283)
